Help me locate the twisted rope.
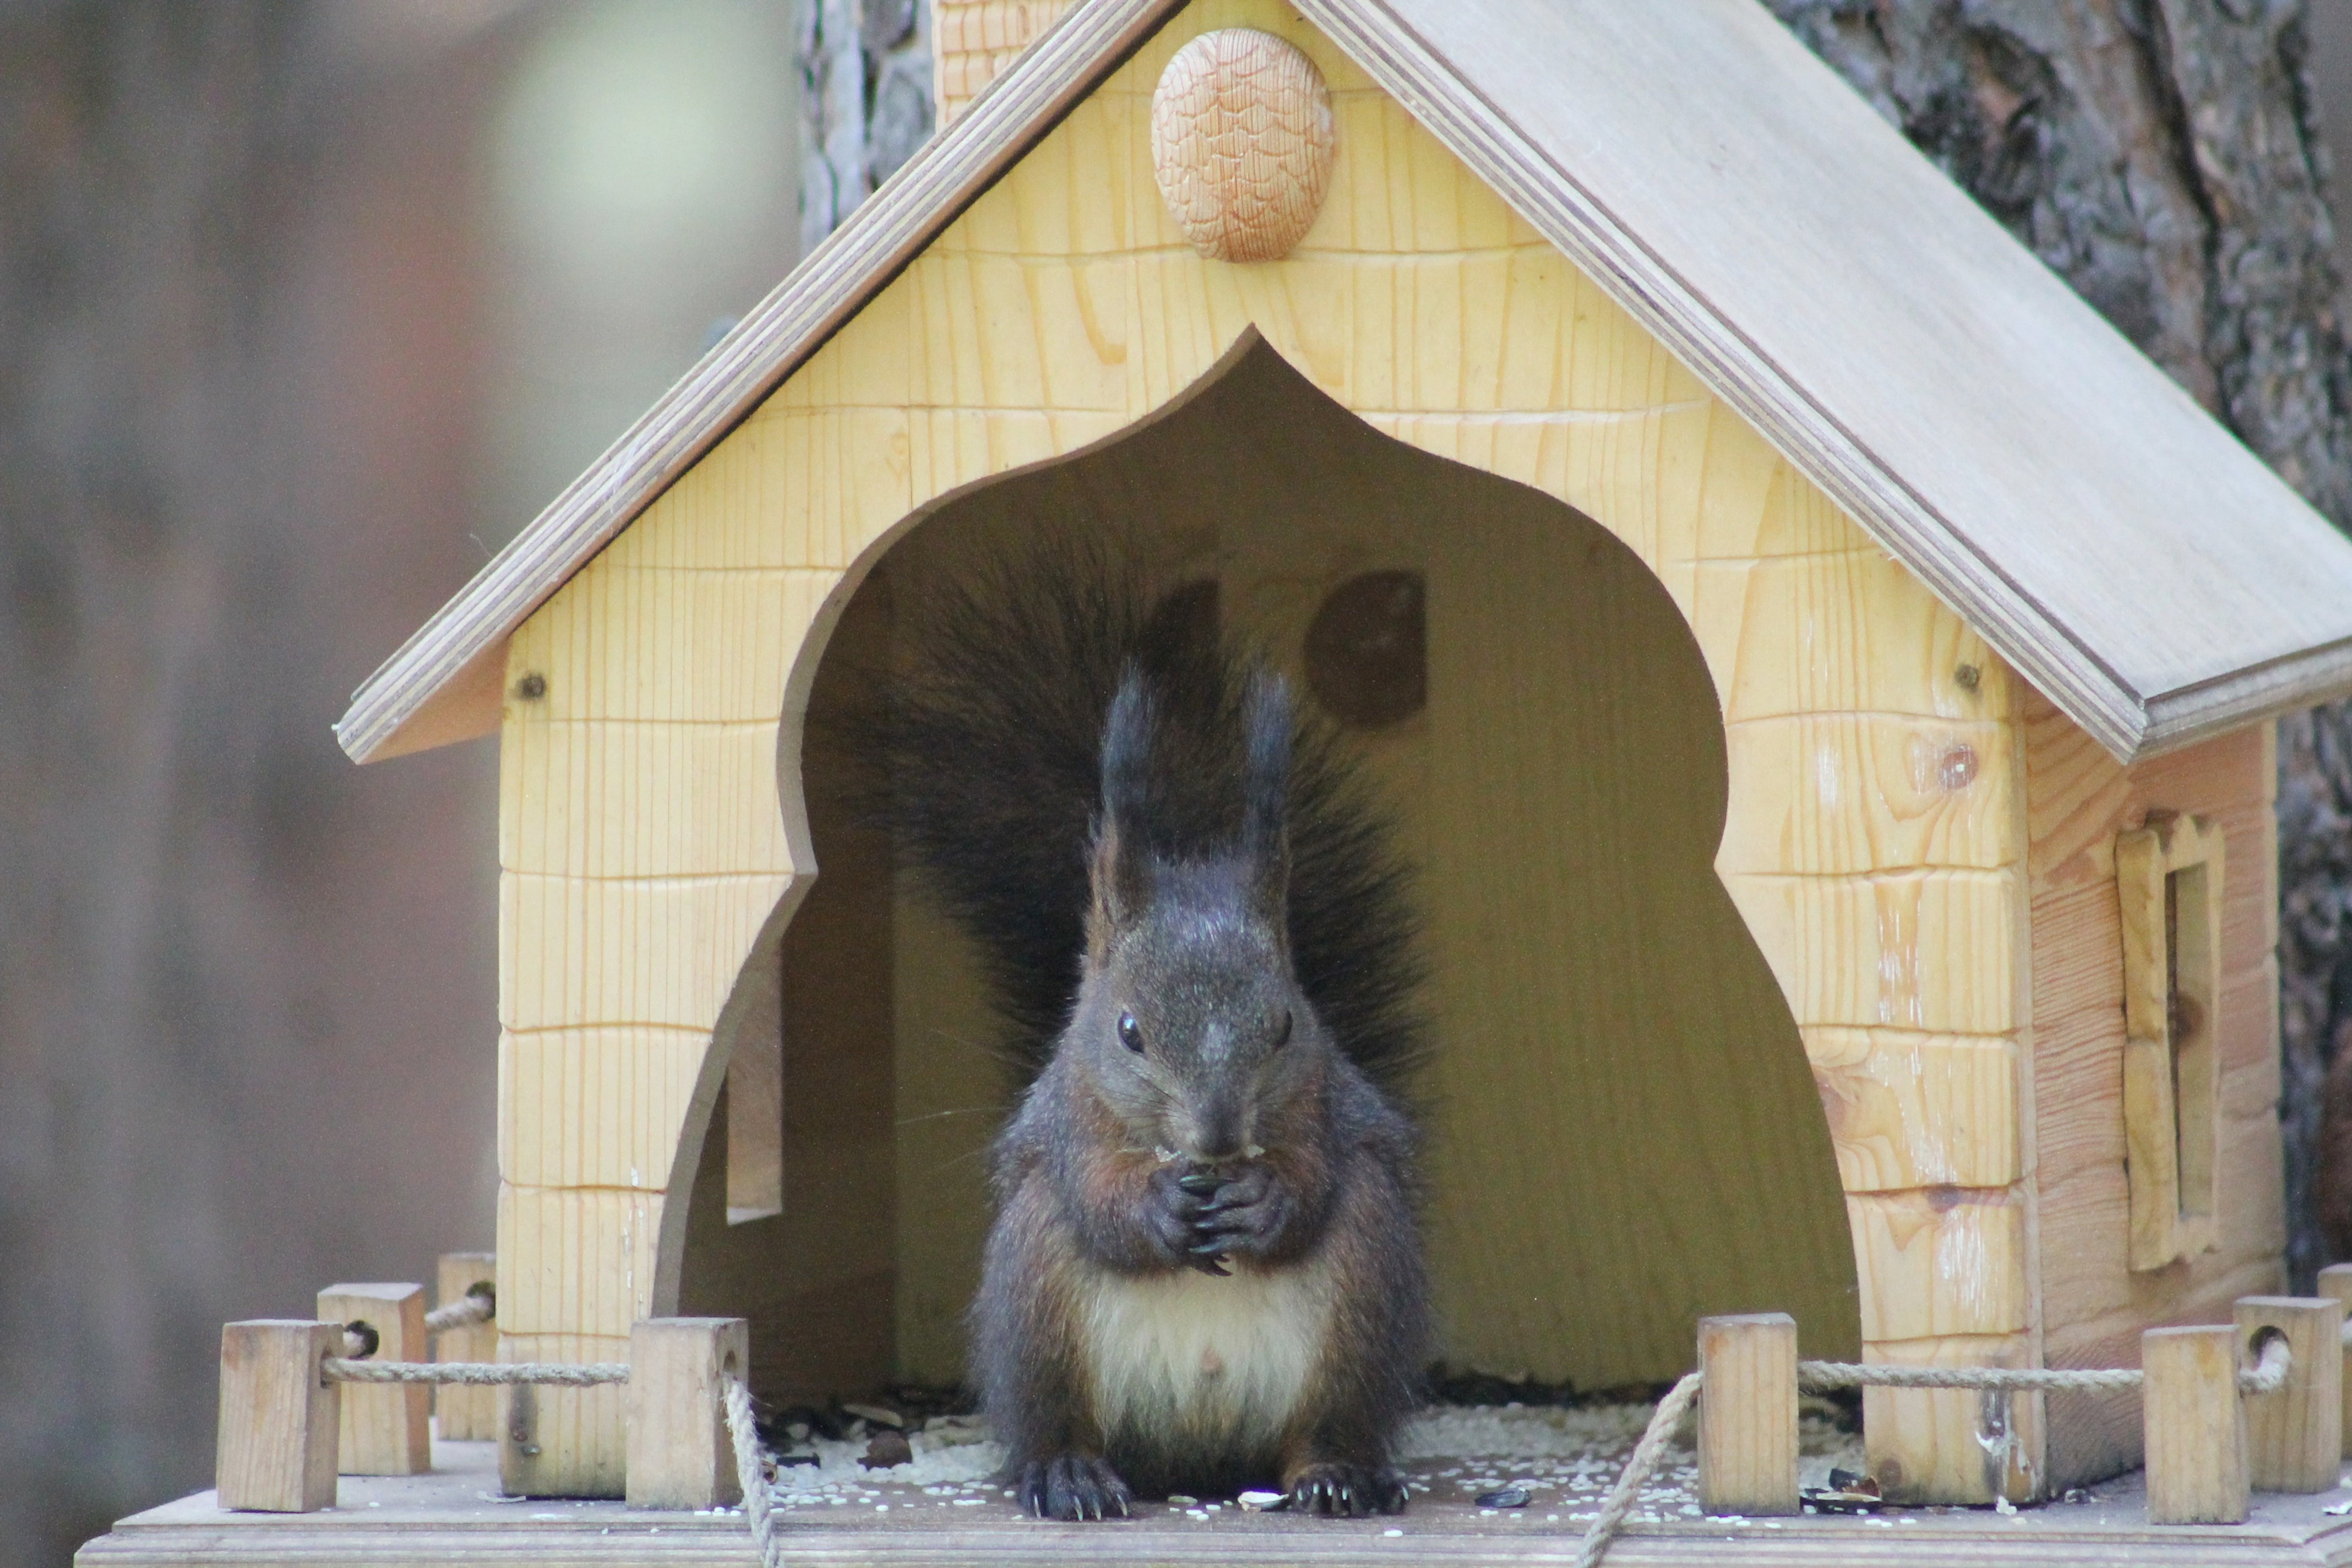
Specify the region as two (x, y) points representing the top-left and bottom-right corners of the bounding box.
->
(1797, 1359), (2146, 1393)
(1573, 1371), (1701, 1568)
(425, 1289), (495, 1336)
(315, 1341), (783, 1568)
(725, 1376), (782, 1568)
(321, 1359), (629, 1386)
(2242, 1335), (2294, 1395)
(1575, 1338), (2294, 1567)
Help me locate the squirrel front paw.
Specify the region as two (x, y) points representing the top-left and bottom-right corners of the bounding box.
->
(1015, 1453), (1133, 1521)
(1144, 1165), (1229, 1275)
(1286, 1461), (1408, 1517)
(1187, 1162), (1288, 1264)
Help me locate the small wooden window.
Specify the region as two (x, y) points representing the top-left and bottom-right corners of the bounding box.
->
(2117, 814), (2223, 1271)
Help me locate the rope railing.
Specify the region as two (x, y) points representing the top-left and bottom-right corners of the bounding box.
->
(424, 1287), (494, 1336)
(1574, 1336), (2294, 1568)
(1571, 1371), (1701, 1568)
(233, 1288), (2321, 1565)
(304, 1342), (780, 1568)
(321, 1359), (629, 1386)
(725, 1376), (784, 1568)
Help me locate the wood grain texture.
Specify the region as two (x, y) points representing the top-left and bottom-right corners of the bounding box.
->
(2238, 1297), (2345, 1494)
(1845, 1189), (2029, 1342)
(499, 1030), (707, 1191)
(1149, 30), (1335, 262)
(2028, 700), (2285, 1490)
(1806, 1030), (2018, 1193)
(2142, 1325), (2250, 1525)
(214, 1322), (340, 1513)
(496, 1186), (661, 1340)
(1721, 869), (2019, 1035)
(433, 1254), (499, 1442)
(340, 0), (2352, 766)
(624, 1319), (747, 1510)
(496, 1333), (630, 1499)
(936, 0), (1079, 122)
(445, 0), (2352, 1499)
(1295, 0), (2352, 760)
(1858, 1333), (2040, 1505)
(1697, 1314), (1799, 1516)
(2320, 1264), (2352, 1458)
(2117, 816), (2225, 1270)
(315, 1285), (427, 1477)
(97, 1435), (2352, 1568)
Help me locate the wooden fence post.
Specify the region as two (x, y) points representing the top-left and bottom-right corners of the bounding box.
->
(216, 1321), (341, 1512)
(2142, 1325), (2248, 1523)
(2236, 1295), (2344, 1493)
(434, 1253), (498, 1441)
(319, 1282), (430, 1475)
(1696, 1313), (1798, 1516)
(2316, 1264), (2352, 1458)
(627, 1317), (749, 1509)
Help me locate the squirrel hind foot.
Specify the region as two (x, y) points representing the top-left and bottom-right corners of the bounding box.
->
(1016, 1454), (1134, 1522)
(1286, 1461), (1409, 1518)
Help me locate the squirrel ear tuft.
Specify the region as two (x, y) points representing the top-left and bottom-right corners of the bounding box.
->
(1241, 669), (1294, 922)
(1091, 667), (1156, 934)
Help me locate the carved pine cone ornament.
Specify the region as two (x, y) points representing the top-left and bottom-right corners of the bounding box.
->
(1151, 29), (1336, 263)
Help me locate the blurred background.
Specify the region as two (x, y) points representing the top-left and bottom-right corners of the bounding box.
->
(6, 3), (2352, 1566)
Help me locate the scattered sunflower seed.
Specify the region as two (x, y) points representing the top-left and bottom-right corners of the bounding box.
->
(1476, 1487), (1531, 1508)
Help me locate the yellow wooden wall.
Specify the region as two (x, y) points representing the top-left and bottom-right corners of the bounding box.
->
(498, 0), (2038, 1497)
(934, 0), (1076, 121)
(2024, 705), (2283, 1489)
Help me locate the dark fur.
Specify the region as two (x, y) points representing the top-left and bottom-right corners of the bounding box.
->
(856, 541), (1430, 1519)
(856, 540), (1426, 1096)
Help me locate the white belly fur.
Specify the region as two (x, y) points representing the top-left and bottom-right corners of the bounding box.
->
(1076, 1256), (1336, 1450)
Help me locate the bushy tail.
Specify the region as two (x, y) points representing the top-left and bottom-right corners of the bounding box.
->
(847, 536), (1425, 1095)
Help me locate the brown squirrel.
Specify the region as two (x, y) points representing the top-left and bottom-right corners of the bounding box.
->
(859, 547), (1430, 1520)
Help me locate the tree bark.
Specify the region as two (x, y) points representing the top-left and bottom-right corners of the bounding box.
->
(799, 0), (934, 252)
(0, 10), (504, 1563)
(1765, 0), (2352, 1289)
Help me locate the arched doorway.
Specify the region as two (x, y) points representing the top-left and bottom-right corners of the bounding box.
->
(669, 339), (1860, 1407)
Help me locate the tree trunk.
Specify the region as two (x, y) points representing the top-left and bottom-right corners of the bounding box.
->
(0, 10), (504, 1564)
(799, 0), (934, 251)
(1764, 0), (2352, 1290)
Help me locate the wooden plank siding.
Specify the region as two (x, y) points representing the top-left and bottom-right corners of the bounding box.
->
(500, 0), (2044, 1496)
(2026, 699), (2284, 1492)
(936, 0), (1079, 123)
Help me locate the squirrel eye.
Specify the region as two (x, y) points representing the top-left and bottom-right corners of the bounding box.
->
(1272, 1010), (1293, 1047)
(1118, 1012), (1145, 1053)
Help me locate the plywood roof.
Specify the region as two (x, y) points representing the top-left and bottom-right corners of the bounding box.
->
(337, 0), (2352, 765)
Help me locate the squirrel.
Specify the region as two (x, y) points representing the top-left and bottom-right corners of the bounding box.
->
(855, 542), (1431, 1521)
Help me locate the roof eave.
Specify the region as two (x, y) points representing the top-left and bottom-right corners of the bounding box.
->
(334, 0), (1187, 764)
(341, 0), (2348, 771)
(1297, 0), (2340, 766)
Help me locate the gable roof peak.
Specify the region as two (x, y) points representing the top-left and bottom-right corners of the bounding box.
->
(340, 0), (2352, 765)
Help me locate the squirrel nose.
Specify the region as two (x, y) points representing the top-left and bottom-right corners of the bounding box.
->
(1191, 1098), (1246, 1162)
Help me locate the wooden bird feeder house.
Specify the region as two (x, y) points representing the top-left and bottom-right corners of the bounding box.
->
(83, 0), (2352, 1563)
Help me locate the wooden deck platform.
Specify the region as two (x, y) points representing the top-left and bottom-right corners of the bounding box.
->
(76, 1439), (2352, 1566)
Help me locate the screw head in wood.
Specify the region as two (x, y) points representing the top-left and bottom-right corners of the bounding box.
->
(1150, 29), (1335, 263)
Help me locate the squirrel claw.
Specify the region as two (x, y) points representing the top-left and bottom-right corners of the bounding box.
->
(1177, 1172), (1227, 1195)
(1017, 1455), (1133, 1522)
(1187, 1249), (1232, 1276)
(1288, 1462), (1408, 1518)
